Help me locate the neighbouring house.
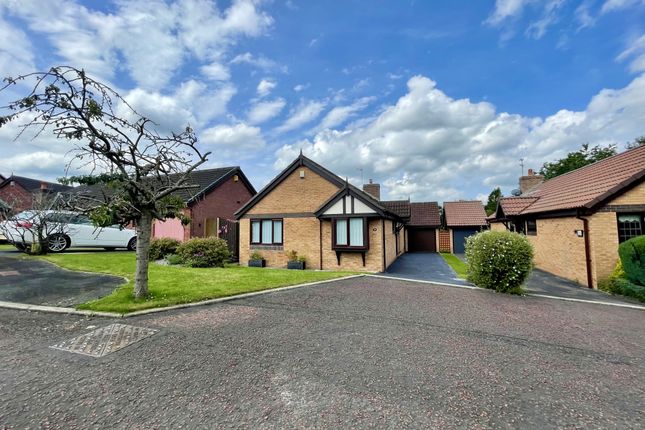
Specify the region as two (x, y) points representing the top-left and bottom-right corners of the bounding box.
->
(75, 167), (256, 256)
(488, 145), (645, 288)
(443, 201), (488, 253)
(0, 175), (73, 213)
(235, 153), (441, 272)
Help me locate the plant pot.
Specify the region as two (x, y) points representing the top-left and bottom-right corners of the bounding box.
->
(287, 261), (306, 270)
(248, 259), (266, 268)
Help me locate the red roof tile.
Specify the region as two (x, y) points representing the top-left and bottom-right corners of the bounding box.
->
(409, 202), (441, 226)
(498, 197), (539, 217)
(444, 201), (487, 227)
(522, 145), (645, 214)
(381, 200), (411, 219)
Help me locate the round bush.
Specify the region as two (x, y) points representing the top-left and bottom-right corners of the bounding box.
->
(149, 238), (181, 261)
(176, 237), (230, 268)
(618, 235), (645, 286)
(465, 231), (534, 293)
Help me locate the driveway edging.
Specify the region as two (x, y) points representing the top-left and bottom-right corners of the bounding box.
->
(0, 274), (366, 318)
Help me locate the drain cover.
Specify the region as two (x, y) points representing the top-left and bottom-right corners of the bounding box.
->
(50, 323), (157, 357)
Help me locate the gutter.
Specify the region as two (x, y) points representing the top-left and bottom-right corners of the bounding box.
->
(576, 211), (594, 289)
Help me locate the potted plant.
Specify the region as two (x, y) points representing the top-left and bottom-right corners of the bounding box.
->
(248, 251), (266, 268)
(286, 250), (306, 270)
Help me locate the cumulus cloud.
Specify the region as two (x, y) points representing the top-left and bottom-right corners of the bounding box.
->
(274, 74), (645, 202)
(256, 78), (277, 97)
(2, 0), (272, 90)
(275, 100), (326, 133)
(247, 98), (286, 124)
(200, 123), (265, 159)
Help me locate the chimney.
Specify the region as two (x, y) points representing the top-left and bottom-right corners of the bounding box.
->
(519, 168), (544, 194)
(40, 181), (48, 191)
(363, 179), (381, 200)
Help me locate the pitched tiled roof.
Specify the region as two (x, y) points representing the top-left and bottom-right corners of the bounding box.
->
(444, 201), (487, 227)
(0, 175), (72, 193)
(520, 145), (645, 214)
(381, 200), (411, 219)
(409, 202), (441, 227)
(498, 197), (539, 217)
(75, 167), (254, 205)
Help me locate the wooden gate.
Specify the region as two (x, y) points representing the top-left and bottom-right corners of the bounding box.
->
(217, 218), (239, 262)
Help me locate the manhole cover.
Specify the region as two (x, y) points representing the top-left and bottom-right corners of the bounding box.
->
(50, 323), (157, 357)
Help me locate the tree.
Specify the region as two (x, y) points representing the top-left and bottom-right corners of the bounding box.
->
(626, 136), (645, 150)
(0, 66), (210, 298)
(539, 143), (617, 180)
(485, 187), (502, 216)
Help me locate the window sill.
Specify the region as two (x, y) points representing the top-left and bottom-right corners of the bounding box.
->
(251, 244), (284, 251)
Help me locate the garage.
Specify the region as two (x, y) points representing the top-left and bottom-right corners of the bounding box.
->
(408, 227), (437, 252)
(452, 228), (479, 254)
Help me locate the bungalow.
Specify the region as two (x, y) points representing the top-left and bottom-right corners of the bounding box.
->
(443, 201), (487, 253)
(488, 145), (645, 288)
(235, 153), (442, 271)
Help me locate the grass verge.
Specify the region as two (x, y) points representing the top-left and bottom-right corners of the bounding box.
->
(41, 252), (357, 314)
(440, 253), (468, 279)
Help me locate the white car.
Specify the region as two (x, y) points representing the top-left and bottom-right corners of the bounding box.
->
(0, 210), (137, 253)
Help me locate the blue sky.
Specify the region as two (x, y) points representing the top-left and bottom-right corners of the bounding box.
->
(1, 0), (644, 203)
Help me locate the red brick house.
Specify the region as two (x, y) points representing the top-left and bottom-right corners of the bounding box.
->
(0, 175), (73, 213)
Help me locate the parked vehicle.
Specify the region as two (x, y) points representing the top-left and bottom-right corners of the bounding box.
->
(0, 210), (137, 253)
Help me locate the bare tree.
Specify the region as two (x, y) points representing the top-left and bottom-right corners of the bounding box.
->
(0, 66), (210, 298)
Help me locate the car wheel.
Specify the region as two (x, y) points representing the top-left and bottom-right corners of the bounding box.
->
(127, 237), (137, 251)
(47, 234), (70, 253)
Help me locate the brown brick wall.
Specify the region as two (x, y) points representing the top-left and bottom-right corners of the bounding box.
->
(0, 183), (33, 213)
(609, 181), (645, 205)
(321, 218), (384, 272)
(189, 175), (254, 238)
(489, 222), (506, 232)
(246, 167), (339, 215)
(384, 219), (398, 269)
(526, 217), (589, 286)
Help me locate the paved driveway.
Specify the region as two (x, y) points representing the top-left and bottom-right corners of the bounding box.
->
(1, 276), (643, 428)
(0, 256), (124, 307)
(383, 252), (470, 286)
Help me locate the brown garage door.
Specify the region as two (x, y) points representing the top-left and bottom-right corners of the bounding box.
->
(408, 228), (436, 252)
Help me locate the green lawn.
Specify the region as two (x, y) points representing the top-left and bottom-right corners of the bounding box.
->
(41, 252), (357, 314)
(440, 253), (468, 279)
(0, 243), (17, 251)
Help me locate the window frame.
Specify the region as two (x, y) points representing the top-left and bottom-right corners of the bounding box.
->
(617, 213), (644, 243)
(250, 218), (283, 245)
(332, 217), (369, 250)
(526, 219), (537, 236)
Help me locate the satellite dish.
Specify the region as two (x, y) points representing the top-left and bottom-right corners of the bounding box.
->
(511, 188), (522, 196)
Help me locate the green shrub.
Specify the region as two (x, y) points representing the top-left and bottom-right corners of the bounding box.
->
(149, 238), (181, 261)
(176, 237), (230, 268)
(618, 236), (645, 286)
(599, 277), (645, 302)
(250, 251), (264, 260)
(465, 231), (534, 293)
(166, 254), (183, 265)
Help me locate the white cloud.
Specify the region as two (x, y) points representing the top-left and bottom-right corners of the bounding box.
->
(293, 83), (309, 92)
(0, 17), (35, 79)
(200, 123), (265, 158)
(575, 2), (596, 30)
(275, 74), (645, 201)
(2, 0), (273, 90)
(601, 0), (645, 13)
(230, 52), (288, 73)
(617, 34), (645, 73)
(314, 97), (374, 131)
(200, 62), (231, 81)
(485, 0), (533, 26)
(256, 78), (277, 97)
(247, 98), (286, 124)
(525, 0), (565, 39)
(275, 100), (326, 133)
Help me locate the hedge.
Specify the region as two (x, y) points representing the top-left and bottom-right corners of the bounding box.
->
(149, 238), (181, 261)
(176, 237), (230, 268)
(618, 235), (645, 286)
(465, 230), (534, 293)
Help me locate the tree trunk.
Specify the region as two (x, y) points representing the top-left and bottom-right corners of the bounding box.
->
(134, 211), (153, 299)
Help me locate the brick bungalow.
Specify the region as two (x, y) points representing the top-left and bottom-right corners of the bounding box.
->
(488, 145), (645, 288)
(235, 153), (441, 272)
(443, 201), (488, 253)
(0, 175), (73, 213)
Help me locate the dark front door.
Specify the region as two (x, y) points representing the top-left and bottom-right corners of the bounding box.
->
(452, 228), (478, 254)
(408, 228), (436, 252)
